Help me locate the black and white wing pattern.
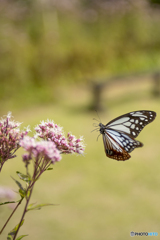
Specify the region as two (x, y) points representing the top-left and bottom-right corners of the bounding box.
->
(98, 110), (156, 161)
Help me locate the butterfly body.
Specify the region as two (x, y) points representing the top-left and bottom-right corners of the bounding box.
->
(98, 110), (156, 161)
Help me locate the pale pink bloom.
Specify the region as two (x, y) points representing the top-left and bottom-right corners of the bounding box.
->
(0, 112), (29, 171)
(0, 186), (15, 200)
(34, 120), (85, 155)
(0, 186), (16, 209)
(20, 136), (61, 164)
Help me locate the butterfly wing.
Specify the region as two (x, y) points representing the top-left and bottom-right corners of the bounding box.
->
(98, 110), (156, 160)
(103, 129), (143, 161)
(102, 131), (130, 161)
(106, 110), (156, 138)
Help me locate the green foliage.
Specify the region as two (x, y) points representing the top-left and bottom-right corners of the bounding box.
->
(7, 220), (25, 240)
(46, 167), (53, 171)
(11, 177), (26, 198)
(0, 201), (17, 206)
(0, 1), (160, 110)
(11, 177), (25, 192)
(16, 235), (28, 240)
(27, 203), (55, 212)
(16, 171), (31, 184)
(149, 0), (160, 4)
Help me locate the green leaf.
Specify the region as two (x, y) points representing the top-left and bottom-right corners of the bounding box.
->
(7, 236), (12, 240)
(19, 189), (26, 198)
(26, 189), (31, 199)
(11, 176), (27, 198)
(0, 201), (16, 206)
(7, 220), (24, 240)
(27, 203), (55, 212)
(11, 177), (24, 191)
(0, 198), (23, 206)
(16, 235), (28, 240)
(27, 202), (36, 209)
(46, 167), (53, 171)
(16, 171), (31, 183)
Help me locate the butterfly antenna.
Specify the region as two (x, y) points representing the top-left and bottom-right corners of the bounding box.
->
(93, 118), (99, 122)
(95, 110), (101, 122)
(92, 110), (101, 135)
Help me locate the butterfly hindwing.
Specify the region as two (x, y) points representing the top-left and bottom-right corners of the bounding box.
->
(103, 129), (143, 160)
(106, 110), (156, 138)
(102, 131), (131, 161)
(107, 129), (143, 152)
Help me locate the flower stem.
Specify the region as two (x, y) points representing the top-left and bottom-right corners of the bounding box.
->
(13, 185), (34, 240)
(0, 198), (23, 235)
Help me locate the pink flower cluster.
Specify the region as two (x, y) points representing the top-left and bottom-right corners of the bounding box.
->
(0, 112), (29, 170)
(0, 186), (16, 209)
(20, 136), (61, 164)
(34, 120), (85, 154)
(0, 186), (15, 200)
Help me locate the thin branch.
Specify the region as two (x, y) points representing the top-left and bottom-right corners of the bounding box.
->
(13, 185), (34, 240)
(0, 198), (23, 235)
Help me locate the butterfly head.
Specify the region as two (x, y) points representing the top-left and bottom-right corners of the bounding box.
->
(99, 123), (106, 134)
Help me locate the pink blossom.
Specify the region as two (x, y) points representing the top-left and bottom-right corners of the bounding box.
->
(0, 186), (16, 209)
(0, 112), (29, 171)
(20, 136), (61, 164)
(34, 120), (85, 155)
(0, 186), (15, 200)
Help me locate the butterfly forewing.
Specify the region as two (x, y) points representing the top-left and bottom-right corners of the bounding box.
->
(98, 110), (156, 161)
(106, 110), (156, 138)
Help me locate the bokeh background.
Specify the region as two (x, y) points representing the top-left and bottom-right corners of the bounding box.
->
(0, 0), (160, 239)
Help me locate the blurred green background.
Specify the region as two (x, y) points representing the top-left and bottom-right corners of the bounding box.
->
(0, 0), (160, 239)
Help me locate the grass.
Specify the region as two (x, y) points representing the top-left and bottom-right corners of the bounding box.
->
(0, 82), (160, 240)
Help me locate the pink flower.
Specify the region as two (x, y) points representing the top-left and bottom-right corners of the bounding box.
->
(0, 186), (16, 209)
(0, 186), (15, 200)
(20, 136), (61, 165)
(34, 120), (85, 155)
(0, 112), (29, 171)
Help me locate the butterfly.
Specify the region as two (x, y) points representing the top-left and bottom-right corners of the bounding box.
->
(95, 110), (156, 161)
